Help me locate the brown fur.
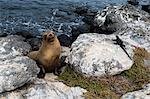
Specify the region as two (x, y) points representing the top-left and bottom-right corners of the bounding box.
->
(28, 31), (61, 72)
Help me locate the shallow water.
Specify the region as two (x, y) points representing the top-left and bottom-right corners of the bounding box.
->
(0, 0), (127, 36)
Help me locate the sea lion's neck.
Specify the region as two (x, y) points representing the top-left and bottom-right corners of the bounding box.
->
(40, 39), (55, 49)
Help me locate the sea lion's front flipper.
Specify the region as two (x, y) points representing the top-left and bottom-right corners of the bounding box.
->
(27, 51), (38, 60)
(36, 61), (46, 78)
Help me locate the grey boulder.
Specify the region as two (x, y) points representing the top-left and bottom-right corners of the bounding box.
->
(0, 35), (39, 93)
(94, 4), (150, 52)
(67, 33), (133, 77)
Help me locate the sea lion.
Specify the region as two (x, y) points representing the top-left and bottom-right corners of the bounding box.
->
(28, 31), (61, 78)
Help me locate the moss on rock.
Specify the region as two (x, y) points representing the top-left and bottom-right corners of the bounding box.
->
(58, 48), (150, 98)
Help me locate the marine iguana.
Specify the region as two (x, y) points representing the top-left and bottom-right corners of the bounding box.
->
(113, 35), (132, 60)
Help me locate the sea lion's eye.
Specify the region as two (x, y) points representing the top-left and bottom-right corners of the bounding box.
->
(43, 35), (47, 40)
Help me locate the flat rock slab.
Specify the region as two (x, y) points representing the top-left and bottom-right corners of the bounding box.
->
(0, 35), (39, 93)
(122, 84), (150, 99)
(0, 73), (87, 99)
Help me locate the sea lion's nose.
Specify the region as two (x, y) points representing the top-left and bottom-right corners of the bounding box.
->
(49, 34), (52, 37)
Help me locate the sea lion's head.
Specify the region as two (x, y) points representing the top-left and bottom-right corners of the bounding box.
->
(42, 31), (55, 42)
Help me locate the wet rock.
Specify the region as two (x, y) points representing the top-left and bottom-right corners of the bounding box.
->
(0, 74), (87, 99)
(82, 9), (97, 25)
(71, 24), (91, 42)
(55, 10), (69, 18)
(95, 13), (123, 34)
(82, 16), (94, 26)
(142, 5), (150, 13)
(13, 25), (40, 37)
(77, 24), (91, 34)
(122, 84), (150, 99)
(0, 32), (7, 37)
(0, 35), (39, 93)
(127, 0), (139, 6)
(71, 26), (81, 41)
(74, 6), (88, 15)
(27, 37), (41, 50)
(139, 0), (150, 13)
(67, 33), (133, 77)
(16, 31), (34, 39)
(80, 8), (97, 33)
(58, 34), (72, 47)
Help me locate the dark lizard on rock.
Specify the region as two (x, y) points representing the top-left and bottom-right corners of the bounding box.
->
(113, 35), (132, 60)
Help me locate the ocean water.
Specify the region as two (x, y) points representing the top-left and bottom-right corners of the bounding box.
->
(0, 0), (127, 36)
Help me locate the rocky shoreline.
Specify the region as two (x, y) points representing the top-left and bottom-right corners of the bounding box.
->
(0, 4), (150, 99)
(0, 35), (86, 98)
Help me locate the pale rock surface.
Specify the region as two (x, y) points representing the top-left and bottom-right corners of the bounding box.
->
(0, 35), (39, 93)
(0, 74), (87, 99)
(67, 33), (133, 77)
(122, 84), (150, 99)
